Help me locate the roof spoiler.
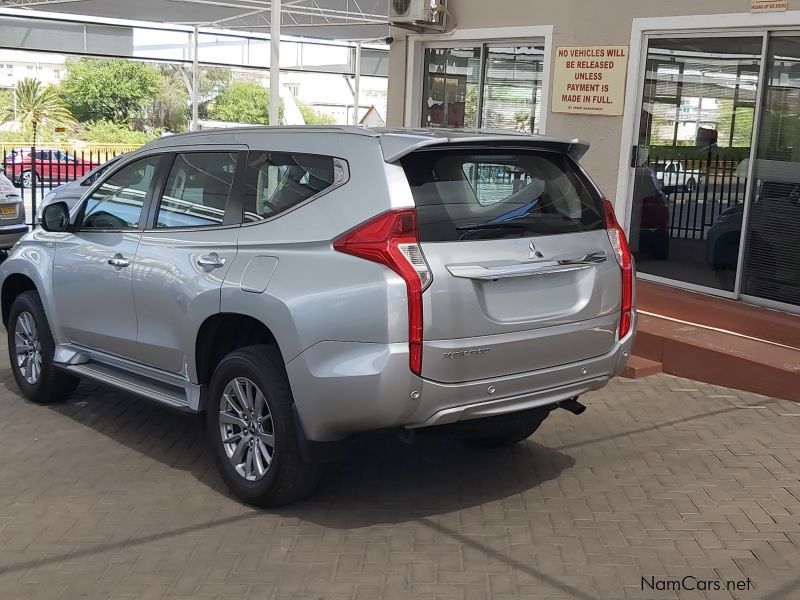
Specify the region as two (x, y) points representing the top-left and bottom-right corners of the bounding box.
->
(380, 135), (590, 163)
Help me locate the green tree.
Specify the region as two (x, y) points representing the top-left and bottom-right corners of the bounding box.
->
(151, 67), (189, 132)
(716, 99), (755, 148)
(199, 67), (234, 108)
(76, 120), (157, 145)
(60, 58), (161, 124)
(0, 78), (74, 145)
(208, 81), (282, 125)
(297, 100), (336, 125)
(0, 88), (12, 115)
(463, 87), (478, 128)
(157, 64), (232, 122)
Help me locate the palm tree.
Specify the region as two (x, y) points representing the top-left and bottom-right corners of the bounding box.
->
(0, 78), (74, 145)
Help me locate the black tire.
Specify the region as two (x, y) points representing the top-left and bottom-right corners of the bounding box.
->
(206, 345), (321, 507)
(7, 290), (79, 404)
(684, 177), (697, 192)
(462, 409), (550, 448)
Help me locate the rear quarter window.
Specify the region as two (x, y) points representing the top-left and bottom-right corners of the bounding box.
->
(243, 151), (344, 222)
(400, 148), (605, 242)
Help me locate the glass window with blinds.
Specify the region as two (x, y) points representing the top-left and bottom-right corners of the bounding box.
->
(421, 43), (545, 133)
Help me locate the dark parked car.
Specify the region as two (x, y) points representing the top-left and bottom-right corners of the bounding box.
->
(629, 165), (670, 260)
(707, 160), (800, 299)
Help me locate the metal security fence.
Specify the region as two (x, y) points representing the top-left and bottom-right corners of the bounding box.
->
(1, 146), (132, 225)
(647, 153), (748, 241)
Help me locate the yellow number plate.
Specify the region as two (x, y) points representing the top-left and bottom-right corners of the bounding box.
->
(0, 205), (16, 216)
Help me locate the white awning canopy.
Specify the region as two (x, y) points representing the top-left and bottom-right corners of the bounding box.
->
(0, 1), (389, 128)
(0, 0), (390, 41)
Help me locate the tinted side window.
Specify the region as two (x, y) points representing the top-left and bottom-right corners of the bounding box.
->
(81, 155), (160, 230)
(243, 151), (338, 222)
(156, 152), (237, 228)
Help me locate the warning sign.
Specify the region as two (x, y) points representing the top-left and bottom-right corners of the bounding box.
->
(750, 0), (788, 12)
(552, 46), (628, 116)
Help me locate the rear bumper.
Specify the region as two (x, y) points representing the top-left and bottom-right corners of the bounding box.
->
(407, 314), (635, 428)
(287, 312), (636, 442)
(409, 376), (609, 428)
(0, 224), (29, 249)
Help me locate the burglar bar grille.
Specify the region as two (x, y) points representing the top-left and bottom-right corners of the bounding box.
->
(1, 146), (126, 226)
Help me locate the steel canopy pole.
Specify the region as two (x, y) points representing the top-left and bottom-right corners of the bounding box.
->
(191, 25), (199, 131)
(270, 0), (281, 126)
(352, 41), (361, 126)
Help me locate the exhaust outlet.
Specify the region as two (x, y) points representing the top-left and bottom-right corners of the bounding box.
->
(559, 398), (586, 415)
(398, 428), (417, 445)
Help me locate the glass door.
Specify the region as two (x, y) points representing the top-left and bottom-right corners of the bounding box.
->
(627, 35), (764, 295)
(740, 35), (800, 310)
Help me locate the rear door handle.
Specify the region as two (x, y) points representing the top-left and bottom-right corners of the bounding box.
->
(197, 252), (226, 270)
(447, 251), (607, 280)
(107, 254), (130, 268)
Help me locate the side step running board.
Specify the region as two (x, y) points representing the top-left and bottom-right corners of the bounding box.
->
(64, 362), (191, 411)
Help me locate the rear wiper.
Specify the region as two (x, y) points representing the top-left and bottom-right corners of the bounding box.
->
(456, 222), (528, 231)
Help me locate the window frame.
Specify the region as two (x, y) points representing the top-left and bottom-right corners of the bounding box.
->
(239, 150), (350, 227)
(419, 41), (546, 132)
(405, 26), (553, 133)
(73, 152), (169, 233)
(143, 149), (247, 231)
(80, 157), (120, 187)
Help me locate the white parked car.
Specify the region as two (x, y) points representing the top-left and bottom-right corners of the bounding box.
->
(0, 168), (27, 252)
(35, 154), (126, 222)
(653, 160), (703, 192)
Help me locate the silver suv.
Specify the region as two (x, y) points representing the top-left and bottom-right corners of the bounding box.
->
(0, 127), (635, 506)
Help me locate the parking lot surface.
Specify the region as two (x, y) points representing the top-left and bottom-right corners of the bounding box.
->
(1, 344), (800, 600)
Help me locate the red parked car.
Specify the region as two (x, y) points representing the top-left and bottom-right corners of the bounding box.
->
(2, 148), (99, 188)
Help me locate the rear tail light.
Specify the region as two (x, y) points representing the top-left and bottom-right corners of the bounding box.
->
(603, 199), (633, 339)
(333, 209), (431, 376)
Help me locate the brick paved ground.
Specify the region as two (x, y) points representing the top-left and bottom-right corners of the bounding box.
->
(1, 348), (800, 599)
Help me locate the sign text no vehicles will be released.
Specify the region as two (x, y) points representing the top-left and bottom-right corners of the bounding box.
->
(552, 46), (629, 116)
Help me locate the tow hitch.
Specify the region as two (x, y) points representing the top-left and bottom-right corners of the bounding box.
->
(559, 398), (586, 415)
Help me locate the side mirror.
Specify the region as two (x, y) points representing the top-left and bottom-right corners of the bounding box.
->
(40, 202), (71, 232)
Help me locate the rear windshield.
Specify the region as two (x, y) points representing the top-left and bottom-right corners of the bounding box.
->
(400, 148), (605, 242)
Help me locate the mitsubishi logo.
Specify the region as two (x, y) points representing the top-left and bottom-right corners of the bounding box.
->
(528, 241), (544, 259)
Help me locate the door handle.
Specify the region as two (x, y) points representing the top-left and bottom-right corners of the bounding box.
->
(107, 254), (130, 268)
(197, 252), (226, 270)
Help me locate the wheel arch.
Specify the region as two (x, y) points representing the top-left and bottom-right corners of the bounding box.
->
(195, 313), (283, 386)
(2, 273), (37, 326)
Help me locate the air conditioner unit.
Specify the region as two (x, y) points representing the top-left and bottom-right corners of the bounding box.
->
(390, 0), (437, 24)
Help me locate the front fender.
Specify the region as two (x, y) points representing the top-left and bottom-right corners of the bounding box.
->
(0, 230), (62, 338)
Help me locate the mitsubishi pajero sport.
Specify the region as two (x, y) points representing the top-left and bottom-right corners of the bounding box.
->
(0, 127), (635, 505)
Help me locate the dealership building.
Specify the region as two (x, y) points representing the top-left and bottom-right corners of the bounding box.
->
(387, 0), (800, 398)
(0, 0), (798, 399)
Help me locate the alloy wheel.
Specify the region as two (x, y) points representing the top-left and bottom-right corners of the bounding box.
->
(14, 311), (42, 385)
(219, 377), (275, 481)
